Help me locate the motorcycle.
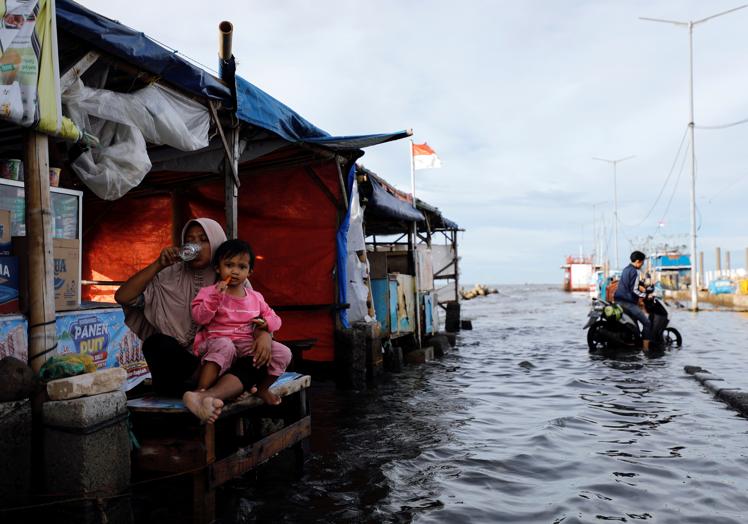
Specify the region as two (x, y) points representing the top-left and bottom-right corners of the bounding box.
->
(584, 287), (683, 353)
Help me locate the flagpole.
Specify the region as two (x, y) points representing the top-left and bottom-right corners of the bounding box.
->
(409, 138), (422, 349)
(409, 138), (416, 207)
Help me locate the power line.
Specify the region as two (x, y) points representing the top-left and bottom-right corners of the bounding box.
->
(695, 117), (748, 130)
(703, 173), (748, 203)
(652, 139), (690, 235)
(617, 125), (689, 228)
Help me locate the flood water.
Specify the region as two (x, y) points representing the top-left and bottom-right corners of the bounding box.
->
(226, 285), (748, 523)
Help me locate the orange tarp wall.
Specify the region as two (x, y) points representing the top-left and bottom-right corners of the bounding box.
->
(82, 161), (343, 362)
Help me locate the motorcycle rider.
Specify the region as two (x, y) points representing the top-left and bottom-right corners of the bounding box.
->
(614, 251), (651, 351)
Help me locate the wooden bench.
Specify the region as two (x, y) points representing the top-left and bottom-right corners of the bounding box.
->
(127, 372), (311, 524)
(277, 338), (317, 369)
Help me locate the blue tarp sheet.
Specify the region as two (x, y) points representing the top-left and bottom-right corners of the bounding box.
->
(438, 216), (459, 230)
(234, 76), (410, 150)
(57, 0), (231, 102)
(335, 165), (356, 329)
(57, 0), (409, 152)
(368, 176), (425, 222)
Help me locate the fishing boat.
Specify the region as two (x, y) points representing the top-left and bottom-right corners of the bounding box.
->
(561, 255), (601, 292)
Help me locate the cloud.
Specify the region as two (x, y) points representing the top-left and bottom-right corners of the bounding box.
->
(78, 0), (748, 283)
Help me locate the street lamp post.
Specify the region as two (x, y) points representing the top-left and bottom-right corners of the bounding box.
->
(593, 155), (635, 271)
(640, 4), (748, 311)
(592, 200), (607, 267)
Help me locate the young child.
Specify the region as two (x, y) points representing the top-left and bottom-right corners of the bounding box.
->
(191, 239), (291, 405)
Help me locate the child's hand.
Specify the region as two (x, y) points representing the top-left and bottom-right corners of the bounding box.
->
(252, 334), (272, 367)
(251, 317), (268, 331)
(216, 275), (231, 293)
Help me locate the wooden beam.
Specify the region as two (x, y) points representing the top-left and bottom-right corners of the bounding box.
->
(335, 158), (349, 211)
(193, 424), (215, 524)
(208, 100), (240, 188)
(210, 416), (311, 488)
(60, 51), (100, 93)
(303, 166), (342, 210)
(25, 131), (56, 373)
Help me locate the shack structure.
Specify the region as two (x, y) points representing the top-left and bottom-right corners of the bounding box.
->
(0, 0), (415, 520)
(355, 167), (461, 360)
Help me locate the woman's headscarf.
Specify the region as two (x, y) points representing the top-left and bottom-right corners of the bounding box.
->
(124, 218), (227, 348)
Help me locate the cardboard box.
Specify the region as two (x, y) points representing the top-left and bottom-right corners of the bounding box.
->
(0, 210), (10, 255)
(0, 255), (20, 313)
(53, 238), (80, 311)
(13, 237), (80, 311)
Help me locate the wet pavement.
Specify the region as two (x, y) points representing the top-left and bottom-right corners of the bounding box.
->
(223, 285), (748, 523)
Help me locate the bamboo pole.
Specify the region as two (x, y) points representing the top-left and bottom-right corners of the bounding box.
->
(24, 131), (57, 373)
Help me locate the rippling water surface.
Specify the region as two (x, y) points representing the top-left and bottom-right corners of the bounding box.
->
(236, 285), (748, 523)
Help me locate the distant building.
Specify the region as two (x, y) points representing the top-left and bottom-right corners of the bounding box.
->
(649, 252), (691, 290)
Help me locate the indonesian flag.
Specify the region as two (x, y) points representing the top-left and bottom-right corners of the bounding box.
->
(412, 142), (442, 170)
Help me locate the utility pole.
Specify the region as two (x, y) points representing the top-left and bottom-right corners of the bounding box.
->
(593, 156), (634, 271)
(641, 4), (748, 311)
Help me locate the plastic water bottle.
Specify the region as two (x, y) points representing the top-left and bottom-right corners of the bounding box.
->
(179, 243), (201, 262)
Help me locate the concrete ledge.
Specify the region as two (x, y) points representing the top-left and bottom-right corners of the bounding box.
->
(685, 365), (748, 417)
(718, 390), (748, 412)
(47, 368), (127, 401)
(692, 372), (724, 382)
(42, 391), (127, 429)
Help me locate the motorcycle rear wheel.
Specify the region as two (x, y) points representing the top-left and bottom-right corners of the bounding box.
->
(662, 327), (683, 349)
(587, 322), (609, 352)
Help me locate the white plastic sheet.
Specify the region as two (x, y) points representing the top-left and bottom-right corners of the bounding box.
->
(63, 80), (210, 200)
(345, 178), (372, 323)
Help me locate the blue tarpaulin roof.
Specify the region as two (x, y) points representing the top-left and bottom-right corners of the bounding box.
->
(368, 176), (425, 222)
(233, 76), (410, 150)
(57, 0), (409, 152)
(438, 216), (460, 230)
(56, 0), (231, 102)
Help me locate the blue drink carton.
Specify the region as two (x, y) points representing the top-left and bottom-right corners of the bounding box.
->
(0, 210), (10, 255)
(0, 255), (19, 313)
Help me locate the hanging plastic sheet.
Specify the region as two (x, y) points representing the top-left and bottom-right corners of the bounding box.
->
(345, 176), (371, 323)
(63, 79), (210, 200)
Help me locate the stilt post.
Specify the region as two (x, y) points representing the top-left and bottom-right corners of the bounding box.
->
(24, 131), (57, 373)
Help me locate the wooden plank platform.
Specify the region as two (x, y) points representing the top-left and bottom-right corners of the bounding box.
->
(127, 372), (309, 415)
(128, 373), (312, 524)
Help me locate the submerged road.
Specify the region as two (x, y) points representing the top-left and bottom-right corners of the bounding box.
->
(226, 285), (748, 523)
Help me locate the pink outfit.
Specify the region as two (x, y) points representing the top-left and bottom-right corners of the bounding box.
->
(191, 285), (291, 377)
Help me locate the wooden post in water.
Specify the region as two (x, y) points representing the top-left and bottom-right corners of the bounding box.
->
(698, 251), (704, 290)
(24, 131), (57, 373)
(715, 247), (722, 277)
(726, 251), (732, 273)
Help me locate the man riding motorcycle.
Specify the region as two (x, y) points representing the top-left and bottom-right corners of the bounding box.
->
(614, 250), (651, 351)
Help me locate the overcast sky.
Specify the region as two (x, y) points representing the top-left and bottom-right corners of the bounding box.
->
(78, 0), (748, 284)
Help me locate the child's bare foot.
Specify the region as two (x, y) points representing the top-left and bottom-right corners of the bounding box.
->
(235, 386), (259, 402)
(183, 391), (224, 423)
(255, 388), (281, 406)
